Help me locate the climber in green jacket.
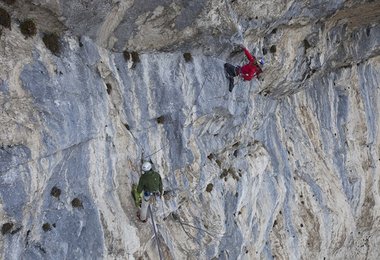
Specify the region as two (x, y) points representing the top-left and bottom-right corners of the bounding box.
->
(136, 161), (163, 222)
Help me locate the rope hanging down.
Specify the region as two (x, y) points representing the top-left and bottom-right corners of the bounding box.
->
(149, 205), (163, 260)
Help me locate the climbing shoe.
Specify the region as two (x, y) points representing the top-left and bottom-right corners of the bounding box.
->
(229, 81), (235, 92)
(137, 211), (147, 223)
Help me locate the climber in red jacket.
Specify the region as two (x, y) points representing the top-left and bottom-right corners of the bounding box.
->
(224, 45), (264, 92)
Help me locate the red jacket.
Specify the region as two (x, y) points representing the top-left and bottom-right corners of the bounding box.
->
(238, 48), (262, 81)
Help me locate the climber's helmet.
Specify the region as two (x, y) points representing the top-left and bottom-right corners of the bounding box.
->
(142, 161), (152, 172)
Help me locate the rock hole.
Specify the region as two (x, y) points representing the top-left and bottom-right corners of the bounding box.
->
(207, 153), (215, 160)
(0, 8), (11, 29)
(233, 150), (238, 157)
(36, 244), (46, 254)
(303, 39), (311, 50)
(206, 183), (213, 192)
(220, 169), (229, 179)
(50, 186), (61, 198)
(235, 192), (238, 197)
(215, 159), (222, 167)
(42, 33), (61, 56)
(270, 45), (277, 53)
(42, 223), (52, 232)
(11, 226), (22, 235)
(71, 198), (83, 208)
(1, 222), (13, 235)
(106, 83), (112, 95)
(271, 28), (277, 34)
(123, 50), (130, 62)
(131, 51), (140, 68)
(366, 27), (371, 37)
(171, 212), (179, 221)
(262, 47), (268, 55)
(25, 230), (31, 246)
(156, 115), (165, 124)
(20, 19), (37, 38)
(273, 220), (278, 227)
(183, 52), (192, 62)
(123, 123), (130, 130)
(229, 47), (241, 57)
(300, 223), (303, 227)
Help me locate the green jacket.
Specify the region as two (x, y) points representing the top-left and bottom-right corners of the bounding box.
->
(137, 170), (163, 194)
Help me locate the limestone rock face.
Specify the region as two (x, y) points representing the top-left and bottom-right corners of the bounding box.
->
(1, 0), (380, 259)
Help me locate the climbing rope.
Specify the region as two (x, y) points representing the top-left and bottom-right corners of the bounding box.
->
(148, 205), (163, 260)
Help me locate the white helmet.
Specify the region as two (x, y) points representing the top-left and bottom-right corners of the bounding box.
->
(142, 162), (152, 172)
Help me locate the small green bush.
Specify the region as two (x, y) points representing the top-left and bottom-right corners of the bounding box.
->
(42, 223), (52, 232)
(1, 222), (13, 235)
(123, 50), (130, 61)
(50, 186), (61, 198)
(270, 45), (277, 53)
(206, 183), (213, 192)
(42, 33), (61, 55)
(183, 52), (192, 62)
(20, 19), (37, 38)
(71, 198), (83, 208)
(124, 50), (140, 68)
(131, 51), (140, 69)
(0, 8), (11, 29)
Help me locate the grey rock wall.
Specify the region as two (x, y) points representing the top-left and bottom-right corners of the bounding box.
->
(1, 0), (379, 259)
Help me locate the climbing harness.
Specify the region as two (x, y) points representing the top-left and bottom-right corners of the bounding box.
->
(144, 191), (160, 197)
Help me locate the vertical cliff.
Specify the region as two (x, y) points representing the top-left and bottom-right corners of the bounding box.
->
(1, 0), (379, 259)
